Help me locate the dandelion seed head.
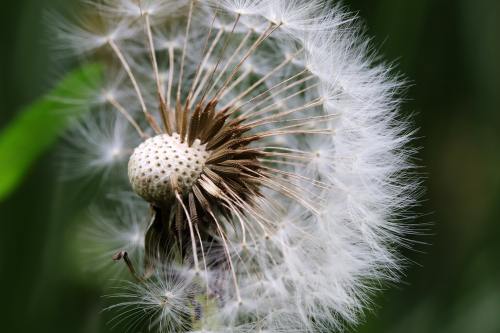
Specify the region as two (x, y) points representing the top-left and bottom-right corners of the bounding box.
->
(58, 0), (420, 331)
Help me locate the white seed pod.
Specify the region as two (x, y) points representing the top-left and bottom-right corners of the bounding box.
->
(128, 133), (209, 203)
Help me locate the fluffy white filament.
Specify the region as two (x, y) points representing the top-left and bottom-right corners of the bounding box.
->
(57, 0), (419, 332)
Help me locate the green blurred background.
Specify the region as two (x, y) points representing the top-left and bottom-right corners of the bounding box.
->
(1, 0), (499, 332)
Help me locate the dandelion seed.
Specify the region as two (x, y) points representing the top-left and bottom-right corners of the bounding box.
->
(58, 0), (419, 331)
(107, 266), (198, 332)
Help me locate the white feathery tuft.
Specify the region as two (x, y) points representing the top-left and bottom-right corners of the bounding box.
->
(107, 266), (199, 332)
(61, 111), (138, 180)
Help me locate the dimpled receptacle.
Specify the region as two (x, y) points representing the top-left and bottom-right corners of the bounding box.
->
(128, 133), (209, 203)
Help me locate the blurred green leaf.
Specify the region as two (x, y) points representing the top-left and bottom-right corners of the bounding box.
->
(0, 63), (102, 201)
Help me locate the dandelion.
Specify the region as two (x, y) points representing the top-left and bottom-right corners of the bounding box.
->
(57, 0), (419, 331)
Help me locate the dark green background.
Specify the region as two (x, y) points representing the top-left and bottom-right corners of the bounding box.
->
(1, 0), (499, 332)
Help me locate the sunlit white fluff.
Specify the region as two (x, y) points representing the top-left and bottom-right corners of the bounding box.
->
(57, 0), (419, 332)
(91, 0), (184, 19)
(61, 112), (135, 179)
(107, 266), (199, 332)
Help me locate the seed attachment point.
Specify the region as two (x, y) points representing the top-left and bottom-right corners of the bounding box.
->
(128, 133), (209, 204)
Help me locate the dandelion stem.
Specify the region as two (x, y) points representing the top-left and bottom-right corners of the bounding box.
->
(108, 39), (161, 133)
(177, 0), (195, 104)
(218, 68), (252, 100)
(240, 82), (320, 120)
(201, 25), (248, 103)
(235, 71), (313, 116)
(175, 191), (200, 273)
(167, 46), (175, 109)
(247, 111), (336, 129)
(209, 209), (242, 304)
(222, 48), (303, 110)
(213, 22), (282, 101)
(246, 98), (325, 124)
(143, 13), (172, 134)
(188, 29), (224, 109)
(106, 93), (147, 139)
(187, 6), (221, 106)
(112, 251), (143, 283)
